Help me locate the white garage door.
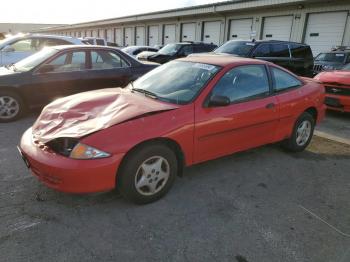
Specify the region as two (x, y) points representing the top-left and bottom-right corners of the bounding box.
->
(98, 29), (105, 39)
(203, 21), (221, 45)
(229, 18), (253, 40)
(262, 16), (293, 41)
(124, 27), (133, 46)
(304, 11), (348, 56)
(181, 23), (196, 42)
(163, 24), (176, 45)
(106, 29), (113, 43)
(115, 28), (123, 46)
(136, 26), (145, 46)
(148, 25), (159, 46)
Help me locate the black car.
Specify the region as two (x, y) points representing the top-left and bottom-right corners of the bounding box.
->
(313, 47), (350, 75)
(0, 45), (157, 122)
(214, 40), (314, 77)
(147, 42), (217, 64)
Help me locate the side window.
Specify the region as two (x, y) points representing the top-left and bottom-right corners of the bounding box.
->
(271, 67), (302, 92)
(211, 65), (270, 103)
(253, 44), (271, 57)
(180, 45), (193, 56)
(346, 55), (350, 63)
(91, 50), (129, 69)
(10, 39), (39, 52)
(43, 51), (86, 73)
(270, 44), (290, 57)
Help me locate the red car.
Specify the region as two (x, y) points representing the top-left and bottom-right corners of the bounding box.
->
(314, 64), (350, 112)
(19, 55), (325, 204)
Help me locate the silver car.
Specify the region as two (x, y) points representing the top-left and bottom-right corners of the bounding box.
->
(0, 34), (85, 66)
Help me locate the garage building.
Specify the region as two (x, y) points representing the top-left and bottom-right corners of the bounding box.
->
(35, 0), (350, 56)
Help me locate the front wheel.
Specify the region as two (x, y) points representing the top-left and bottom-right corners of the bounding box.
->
(117, 144), (178, 204)
(0, 91), (24, 122)
(282, 112), (315, 152)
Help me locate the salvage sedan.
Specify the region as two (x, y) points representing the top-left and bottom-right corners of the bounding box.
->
(19, 55), (325, 204)
(0, 45), (157, 122)
(314, 63), (350, 112)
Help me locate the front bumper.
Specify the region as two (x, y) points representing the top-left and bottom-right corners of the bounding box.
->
(325, 94), (350, 113)
(19, 128), (124, 193)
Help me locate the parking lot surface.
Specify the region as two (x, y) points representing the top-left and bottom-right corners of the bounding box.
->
(1, 113), (350, 262)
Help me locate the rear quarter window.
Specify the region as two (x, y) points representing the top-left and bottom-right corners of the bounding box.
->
(290, 44), (313, 59)
(271, 67), (302, 92)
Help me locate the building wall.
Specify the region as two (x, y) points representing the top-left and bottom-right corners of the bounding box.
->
(39, 0), (350, 55)
(0, 23), (64, 35)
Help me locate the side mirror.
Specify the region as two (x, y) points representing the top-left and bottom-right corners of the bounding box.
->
(2, 45), (14, 52)
(37, 64), (54, 74)
(208, 95), (230, 107)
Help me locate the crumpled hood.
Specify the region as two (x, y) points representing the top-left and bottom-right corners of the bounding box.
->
(32, 88), (178, 143)
(315, 70), (350, 86)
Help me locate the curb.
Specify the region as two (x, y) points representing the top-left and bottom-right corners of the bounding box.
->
(314, 130), (350, 146)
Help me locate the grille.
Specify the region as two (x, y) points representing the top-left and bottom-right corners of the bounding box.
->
(313, 64), (323, 73)
(325, 85), (350, 96)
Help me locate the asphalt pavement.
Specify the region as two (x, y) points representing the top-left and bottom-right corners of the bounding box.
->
(0, 113), (349, 262)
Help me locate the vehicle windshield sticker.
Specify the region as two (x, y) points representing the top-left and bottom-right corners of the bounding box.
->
(193, 63), (216, 71)
(336, 54), (345, 57)
(245, 43), (255, 46)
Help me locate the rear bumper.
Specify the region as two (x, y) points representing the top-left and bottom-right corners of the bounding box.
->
(325, 94), (350, 113)
(19, 128), (124, 193)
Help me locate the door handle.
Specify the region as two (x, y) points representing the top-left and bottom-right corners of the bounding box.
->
(265, 103), (275, 109)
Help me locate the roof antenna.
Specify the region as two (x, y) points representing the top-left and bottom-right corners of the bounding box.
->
(252, 38), (256, 42)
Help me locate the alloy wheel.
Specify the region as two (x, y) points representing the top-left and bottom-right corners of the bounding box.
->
(134, 156), (170, 196)
(0, 96), (20, 120)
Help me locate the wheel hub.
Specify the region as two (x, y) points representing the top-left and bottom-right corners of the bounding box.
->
(296, 120), (311, 146)
(134, 156), (170, 196)
(0, 96), (19, 119)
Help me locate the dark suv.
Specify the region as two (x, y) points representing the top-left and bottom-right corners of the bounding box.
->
(313, 47), (350, 75)
(147, 42), (217, 64)
(214, 40), (314, 77)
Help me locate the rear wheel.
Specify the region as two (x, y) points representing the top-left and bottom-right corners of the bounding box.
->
(0, 91), (24, 122)
(117, 143), (178, 204)
(282, 112), (315, 152)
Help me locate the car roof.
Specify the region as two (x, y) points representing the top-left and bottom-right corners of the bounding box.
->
(0, 34), (83, 45)
(225, 39), (309, 46)
(179, 53), (270, 67)
(50, 45), (118, 50)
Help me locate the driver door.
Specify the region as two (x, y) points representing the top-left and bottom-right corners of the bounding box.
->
(22, 50), (88, 106)
(194, 64), (280, 163)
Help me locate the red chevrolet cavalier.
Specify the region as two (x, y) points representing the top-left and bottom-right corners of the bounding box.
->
(19, 55), (325, 204)
(314, 63), (350, 112)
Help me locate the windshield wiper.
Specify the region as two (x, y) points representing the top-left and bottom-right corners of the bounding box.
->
(132, 87), (158, 99)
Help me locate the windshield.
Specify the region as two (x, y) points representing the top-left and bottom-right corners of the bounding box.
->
(13, 47), (58, 72)
(315, 53), (346, 63)
(215, 41), (255, 57)
(158, 44), (182, 55)
(131, 61), (220, 104)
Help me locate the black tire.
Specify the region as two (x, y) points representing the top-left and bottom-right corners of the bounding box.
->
(282, 112), (315, 152)
(0, 90), (25, 122)
(117, 143), (178, 204)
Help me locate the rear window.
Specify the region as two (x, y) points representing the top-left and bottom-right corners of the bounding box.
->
(290, 44), (313, 59)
